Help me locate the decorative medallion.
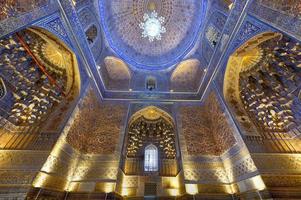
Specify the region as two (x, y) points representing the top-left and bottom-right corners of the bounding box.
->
(139, 11), (166, 42)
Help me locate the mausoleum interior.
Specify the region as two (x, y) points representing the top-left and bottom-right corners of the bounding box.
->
(0, 0), (301, 199)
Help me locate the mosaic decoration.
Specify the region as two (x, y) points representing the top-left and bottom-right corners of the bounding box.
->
(99, 0), (205, 69)
(237, 21), (260, 42)
(250, 0), (301, 39)
(231, 20), (261, 49)
(184, 167), (228, 183)
(35, 16), (72, 47)
(46, 18), (68, 38)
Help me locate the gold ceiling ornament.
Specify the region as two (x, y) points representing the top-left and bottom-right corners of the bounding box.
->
(240, 47), (264, 72)
(224, 31), (301, 140)
(223, 32), (281, 136)
(144, 108), (161, 120)
(0, 28), (80, 127)
(29, 28), (78, 95)
(224, 32), (281, 112)
(129, 106), (174, 125)
(139, 10), (166, 42)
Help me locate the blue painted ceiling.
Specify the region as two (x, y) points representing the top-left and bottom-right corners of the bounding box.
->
(99, 0), (206, 70)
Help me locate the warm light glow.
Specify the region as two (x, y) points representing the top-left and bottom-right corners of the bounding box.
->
(32, 172), (48, 188)
(121, 187), (129, 196)
(103, 183), (116, 193)
(71, 0), (77, 6)
(225, 184), (237, 194)
(140, 11), (166, 42)
(237, 175), (266, 193)
(185, 184), (198, 195)
(168, 188), (180, 196)
(252, 176), (266, 191)
(67, 182), (78, 192)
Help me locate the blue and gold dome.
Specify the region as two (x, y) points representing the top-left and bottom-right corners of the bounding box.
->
(99, 0), (205, 70)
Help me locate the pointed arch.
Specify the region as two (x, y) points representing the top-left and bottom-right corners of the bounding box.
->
(170, 59), (203, 92)
(129, 106), (174, 125)
(223, 32), (281, 136)
(223, 31), (301, 153)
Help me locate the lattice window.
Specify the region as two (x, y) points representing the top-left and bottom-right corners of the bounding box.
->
(205, 24), (221, 48)
(144, 144), (158, 172)
(85, 25), (97, 45)
(0, 78), (6, 99)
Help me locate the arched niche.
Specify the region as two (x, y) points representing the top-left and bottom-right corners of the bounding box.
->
(123, 106), (179, 176)
(128, 106), (174, 126)
(170, 59), (203, 92)
(223, 31), (301, 152)
(100, 56), (131, 90)
(0, 27), (81, 149)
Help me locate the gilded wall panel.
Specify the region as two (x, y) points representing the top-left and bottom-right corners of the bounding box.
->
(183, 149), (258, 184)
(184, 168), (229, 183)
(262, 175), (301, 187)
(0, 170), (36, 184)
(122, 176), (139, 188)
(66, 88), (128, 154)
(41, 154), (75, 177)
(73, 166), (119, 181)
(252, 154), (301, 174)
(34, 172), (68, 191)
(0, 150), (48, 169)
(179, 92), (237, 156)
(224, 156), (257, 182)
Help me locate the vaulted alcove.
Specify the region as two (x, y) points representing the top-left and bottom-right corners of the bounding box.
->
(117, 106), (184, 197)
(224, 31), (301, 197)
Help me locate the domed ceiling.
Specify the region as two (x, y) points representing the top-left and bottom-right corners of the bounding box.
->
(99, 0), (205, 70)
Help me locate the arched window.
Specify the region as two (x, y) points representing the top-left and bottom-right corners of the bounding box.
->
(144, 144), (158, 172)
